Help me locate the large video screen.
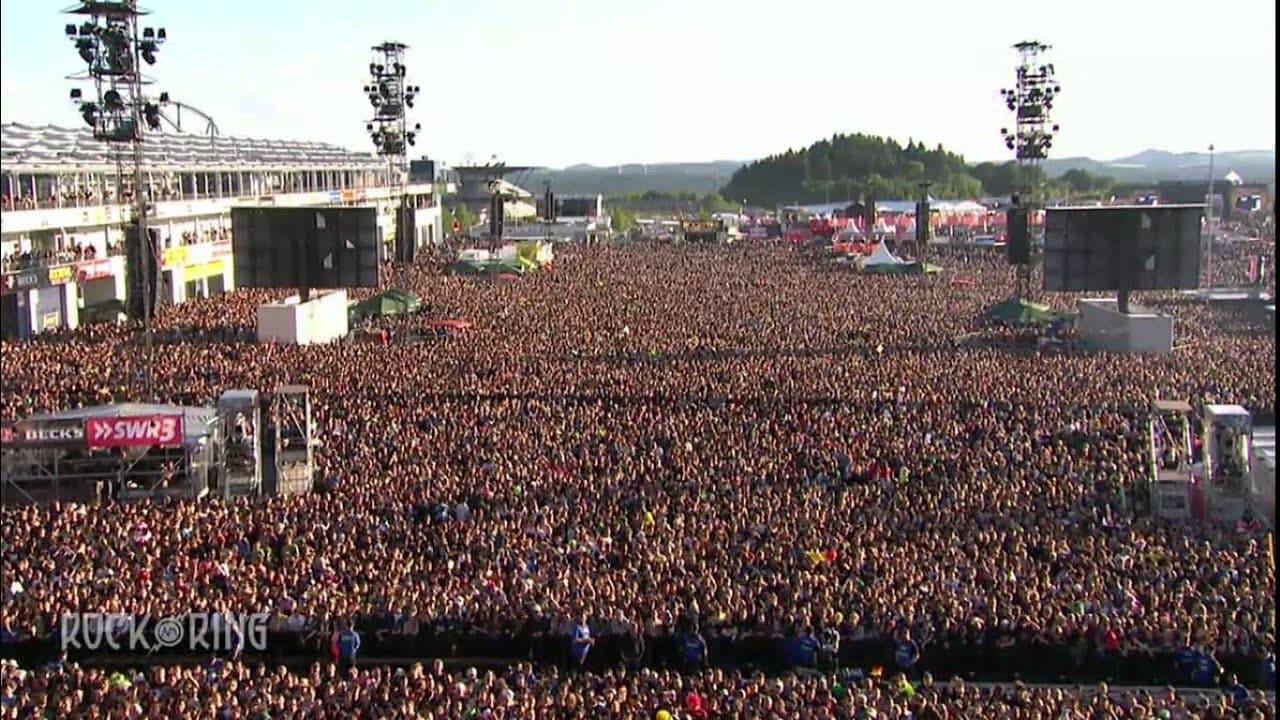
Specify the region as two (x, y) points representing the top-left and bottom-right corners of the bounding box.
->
(232, 207), (381, 291)
(1042, 205), (1202, 292)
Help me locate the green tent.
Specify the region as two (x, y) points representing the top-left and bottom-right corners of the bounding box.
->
(351, 289), (422, 319)
(981, 297), (1065, 325)
(862, 262), (942, 276)
(446, 260), (491, 276)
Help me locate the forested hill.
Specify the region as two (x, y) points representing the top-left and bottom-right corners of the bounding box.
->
(721, 133), (984, 206)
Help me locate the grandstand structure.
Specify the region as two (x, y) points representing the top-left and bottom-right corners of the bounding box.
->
(1, 123), (442, 339)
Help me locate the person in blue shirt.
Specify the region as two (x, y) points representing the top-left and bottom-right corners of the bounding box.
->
(330, 619), (361, 676)
(895, 629), (921, 674)
(1187, 646), (1222, 686)
(680, 629), (708, 671)
(569, 617), (593, 670)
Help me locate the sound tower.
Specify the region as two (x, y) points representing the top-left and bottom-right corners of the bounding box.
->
(394, 200), (416, 264)
(543, 188), (557, 222)
(915, 199), (930, 243)
(489, 192), (504, 240)
(863, 197), (876, 236)
(124, 222), (161, 320)
(1006, 208), (1031, 265)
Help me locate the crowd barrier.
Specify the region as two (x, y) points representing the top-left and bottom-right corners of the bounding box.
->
(2, 626), (1271, 689)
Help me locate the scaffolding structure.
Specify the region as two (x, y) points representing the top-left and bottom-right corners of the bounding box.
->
(216, 389), (262, 499)
(0, 405), (217, 504)
(363, 42), (420, 282)
(999, 40), (1060, 300)
(1148, 399), (1197, 522)
(270, 385), (314, 497)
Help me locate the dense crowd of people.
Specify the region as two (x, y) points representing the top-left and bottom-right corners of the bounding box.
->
(1, 660), (1274, 719)
(0, 241), (1275, 716)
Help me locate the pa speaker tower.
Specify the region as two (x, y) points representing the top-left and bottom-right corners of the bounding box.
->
(1006, 208), (1031, 265)
(125, 222), (161, 320)
(394, 202), (416, 264)
(915, 200), (930, 243)
(489, 192), (504, 241)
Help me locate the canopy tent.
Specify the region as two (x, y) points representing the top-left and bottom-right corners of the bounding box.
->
(863, 243), (905, 267)
(446, 256), (534, 277)
(863, 261), (943, 276)
(350, 289), (422, 319)
(980, 297), (1068, 325)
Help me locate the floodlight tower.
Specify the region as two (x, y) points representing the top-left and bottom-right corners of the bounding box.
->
(999, 40), (1061, 300)
(363, 42), (421, 288)
(65, 0), (168, 401)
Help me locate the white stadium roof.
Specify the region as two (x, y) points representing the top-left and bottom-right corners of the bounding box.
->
(0, 123), (384, 171)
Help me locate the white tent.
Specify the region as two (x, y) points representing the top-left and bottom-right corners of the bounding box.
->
(863, 242), (905, 266)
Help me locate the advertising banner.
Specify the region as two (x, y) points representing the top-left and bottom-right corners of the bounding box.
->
(48, 265), (74, 286)
(2, 418), (86, 448)
(2, 267), (48, 295)
(161, 246), (189, 271)
(86, 415), (185, 449)
(77, 259), (114, 282)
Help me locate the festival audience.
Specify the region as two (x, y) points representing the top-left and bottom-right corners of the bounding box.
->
(0, 243), (1275, 715)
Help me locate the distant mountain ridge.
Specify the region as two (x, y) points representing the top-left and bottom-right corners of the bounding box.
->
(521, 150), (1274, 196)
(1040, 149), (1275, 184)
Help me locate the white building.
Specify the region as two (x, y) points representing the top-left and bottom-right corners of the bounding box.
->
(1, 123), (441, 338)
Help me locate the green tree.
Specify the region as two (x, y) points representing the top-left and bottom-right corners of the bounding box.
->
(612, 207), (636, 233)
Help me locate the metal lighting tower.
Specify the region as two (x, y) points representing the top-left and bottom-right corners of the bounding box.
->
(65, 0), (167, 401)
(1000, 40), (1061, 300)
(363, 42), (421, 288)
(1205, 143), (1216, 288)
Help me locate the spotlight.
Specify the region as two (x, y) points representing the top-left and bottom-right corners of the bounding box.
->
(103, 89), (124, 110)
(143, 102), (162, 131)
(79, 103), (98, 127)
(65, 23), (77, 36)
(158, 91), (170, 103)
(70, 88), (82, 100)
(157, 28), (166, 40)
(143, 27), (154, 39)
(76, 38), (95, 64)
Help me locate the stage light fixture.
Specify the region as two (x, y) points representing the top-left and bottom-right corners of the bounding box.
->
(1000, 40), (1061, 297)
(143, 102), (162, 130)
(79, 103), (98, 127)
(66, 1), (178, 399)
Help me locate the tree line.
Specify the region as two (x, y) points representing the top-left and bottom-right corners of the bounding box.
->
(719, 132), (1117, 206)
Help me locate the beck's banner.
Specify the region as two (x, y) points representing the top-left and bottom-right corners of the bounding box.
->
(2, 418), (87, 448)
(85, 415), (185, 449)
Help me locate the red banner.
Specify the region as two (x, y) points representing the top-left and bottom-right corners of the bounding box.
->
(86, 415), (185, 449)
(77, 258), (114, 282)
